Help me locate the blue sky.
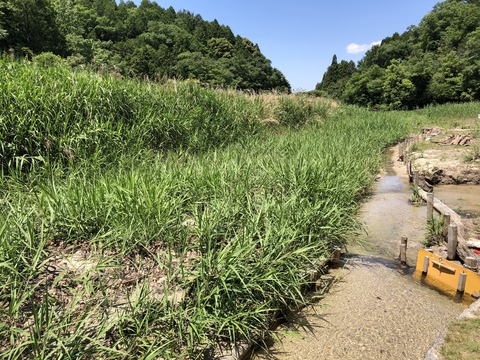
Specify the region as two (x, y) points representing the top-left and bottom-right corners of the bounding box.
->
(132, 1), (440, 91)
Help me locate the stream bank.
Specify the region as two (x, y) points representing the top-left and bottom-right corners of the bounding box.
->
(253, 147), (464, 360)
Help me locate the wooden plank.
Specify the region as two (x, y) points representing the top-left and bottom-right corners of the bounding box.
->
(418, 188), (473, 262)
(432, 260), (456, 273)
(427, 192), (434, 221)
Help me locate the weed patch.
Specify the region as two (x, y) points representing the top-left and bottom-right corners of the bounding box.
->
(441, 318), (480, 360)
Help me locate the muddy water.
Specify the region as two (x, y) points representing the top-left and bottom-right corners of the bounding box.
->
(253, 150), (464, 360)
(433, 185), (480, 220)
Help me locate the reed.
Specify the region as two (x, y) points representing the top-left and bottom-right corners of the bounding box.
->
(0, 56), (264, 170)
(3, 58), (469, 358)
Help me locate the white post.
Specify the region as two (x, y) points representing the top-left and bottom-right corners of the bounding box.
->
(457, 272), (467, 293)
(422, 256), (430, 274)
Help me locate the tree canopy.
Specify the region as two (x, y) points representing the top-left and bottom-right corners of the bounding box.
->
(0, 0), (290, 92)
(316, 0), (480, 109)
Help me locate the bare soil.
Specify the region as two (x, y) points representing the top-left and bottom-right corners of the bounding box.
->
(412, 125), (480, 185)
(409, 123), (480, 258)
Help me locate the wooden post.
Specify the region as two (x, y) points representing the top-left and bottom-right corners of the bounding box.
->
(422, 256), (430, 274)
(332, 247), (341, 269)
(427, 192), (434, 221)
(443, 212), (451, 238)
(400, 236), (408, 265)
(457, 272), (467, 293)
(413, 171), (419, 187)
(465, 257), (478, 271)
(447, 224), (458, 260)
(407, 161), (412, 178)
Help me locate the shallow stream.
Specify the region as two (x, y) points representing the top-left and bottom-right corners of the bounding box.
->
(254, 149), (465, 360)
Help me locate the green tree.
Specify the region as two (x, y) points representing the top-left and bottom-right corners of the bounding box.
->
(427, 50), (465, 103)
(323, 0), (480, 107)
(317, 55), (338, 90)
(461, 28), (480, 100)
(360, 31), (414, 69)
(382, 59), (416, 109)
(0, 1), (7, 40)
(268, 68), (291, 93)
(0, 0), (290, 91)
(418, 0), (480, 52)
(174, 51), (210, 81)
(343, 65), (386, 108)
(1, 0), (65, 55)
(317, 55), (356, 99)
(207, 37), (234, 58)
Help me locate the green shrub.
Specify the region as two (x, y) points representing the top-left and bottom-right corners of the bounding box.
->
(425, 216), (446, 247)
(32, 52), (64, 67)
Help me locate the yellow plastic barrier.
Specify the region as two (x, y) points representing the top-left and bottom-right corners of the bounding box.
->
(415, 249), (480, 300)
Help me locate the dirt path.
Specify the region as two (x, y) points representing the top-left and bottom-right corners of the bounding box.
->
(253, 148), (464, 360)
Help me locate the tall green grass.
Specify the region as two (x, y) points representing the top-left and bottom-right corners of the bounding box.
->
(0, 59), (417, 358)
(0, 56), (263, 170)
(409, 102), (480, 129)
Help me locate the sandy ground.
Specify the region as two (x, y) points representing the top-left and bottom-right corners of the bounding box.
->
(413, 127), (480, 185)
(253, 148), (465, 360)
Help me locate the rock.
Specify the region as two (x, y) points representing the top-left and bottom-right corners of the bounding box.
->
(467, 239), (480, 249)
(472, 291), (480, 299)
(459, 136), (471, 146)
(181, 218), (197, 228)
(442, 134), (471, 146)
(465, 257), (478, 270)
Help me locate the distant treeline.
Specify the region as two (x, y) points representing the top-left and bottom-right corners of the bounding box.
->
(316, 0), (480, 109)
(0, 0), (290, 92)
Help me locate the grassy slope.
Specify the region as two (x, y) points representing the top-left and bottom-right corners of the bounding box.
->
(0, 58), (418, 358)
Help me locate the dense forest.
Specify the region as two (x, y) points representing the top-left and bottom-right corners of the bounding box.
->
(0, 0), (290, 92)
(316, 0), (480, 109)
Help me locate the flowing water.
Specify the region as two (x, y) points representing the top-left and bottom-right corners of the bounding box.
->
(253, 149), (465, 360)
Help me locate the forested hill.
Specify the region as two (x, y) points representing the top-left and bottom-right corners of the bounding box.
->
(316, 0), (480, 109)
(0, 0), (290, 92)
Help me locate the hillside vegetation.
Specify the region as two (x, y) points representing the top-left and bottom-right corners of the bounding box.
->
(0, 0), (290, 92)
(0, 58), (416, 358)
(317, 0), (480, 109)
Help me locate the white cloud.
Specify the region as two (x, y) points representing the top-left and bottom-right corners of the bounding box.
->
(346, 41), (382, 54)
